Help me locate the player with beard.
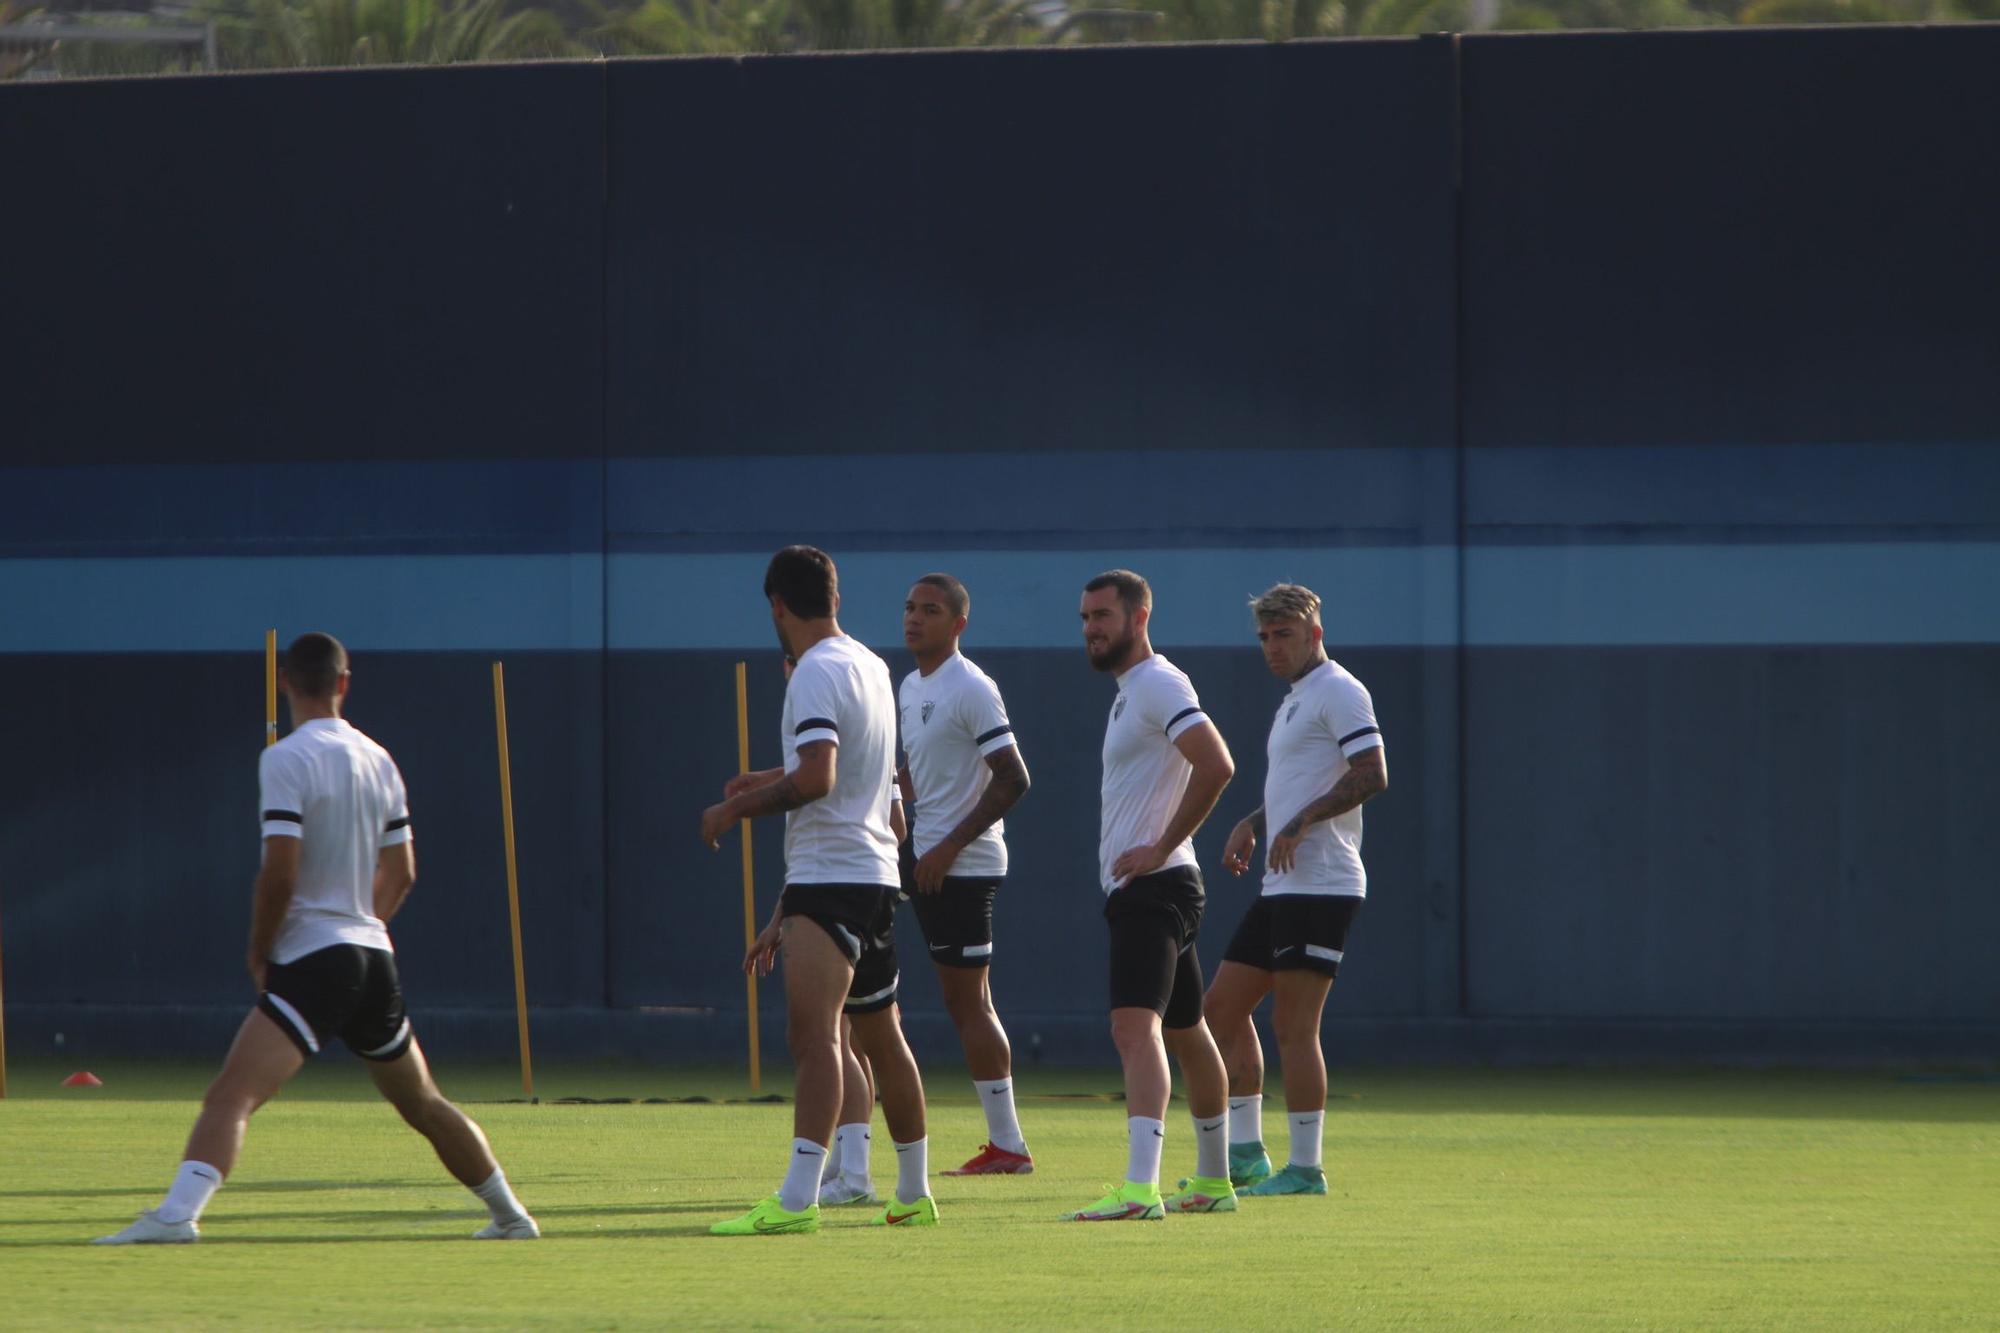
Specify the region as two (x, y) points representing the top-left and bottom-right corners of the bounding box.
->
(701, 546), (936, 1234)
(1066, 570), (1241, 1222)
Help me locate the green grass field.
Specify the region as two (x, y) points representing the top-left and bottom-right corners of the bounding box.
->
(2, 1058), (1994, 1330)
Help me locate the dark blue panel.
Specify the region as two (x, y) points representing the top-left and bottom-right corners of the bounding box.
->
(1461, 26), (2000, 449)
(0, 652), (604, 1010)
(605, 647), (1433, 1021)
(1464, 444), (2000, 544)
(1464, 645), (2000, 1022)
(0, 64), (605, 465)
(606, 40), (1456, 457)
(605, 449), (1429, 553)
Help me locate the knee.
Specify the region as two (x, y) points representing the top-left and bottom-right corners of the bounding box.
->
(387, 1088), (450, 1134)
(200, 1077), (259, 1121)
(788, 1020), (840, 1065)
(941, 986), (989, 1029)
(1108, 1010), (1160, 1056)
(1271, 1006), (1322, 1049)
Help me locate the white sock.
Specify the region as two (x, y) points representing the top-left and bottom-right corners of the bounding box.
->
(780, 1139), (827, 1213)
(974, 1078), (1028, 1155)
(156, 1160), (222, 1225)
(1228, 1094), (1264, 1147)
(1125, 1116), (1165, 1187)
(1289, 1110), (1325, 1169)
(1193, 1111), (1229, 1181)
(836, 1122), (873, 1184)
(892, 1137), (929, 1206)
(471, 1167), (530, 1224)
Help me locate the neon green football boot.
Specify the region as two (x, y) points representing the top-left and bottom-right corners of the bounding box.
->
(1228, 1142), (1274, 1188)
(709, 1193), (820, 1236)
(1242, 1163), (1328, 1197)
(870, 1194), (939, 1227)
(1164, 1174), (1238, 1213)
(1065, 1181), (1165, 1222)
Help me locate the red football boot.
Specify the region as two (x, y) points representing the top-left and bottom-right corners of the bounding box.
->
(941, 1142), (1035, 1176)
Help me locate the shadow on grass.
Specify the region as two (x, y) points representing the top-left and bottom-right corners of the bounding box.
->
(5, 1200), (751, 1234)
(0, 1179), (434, 1201)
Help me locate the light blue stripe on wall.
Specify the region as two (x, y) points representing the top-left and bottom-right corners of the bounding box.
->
(1465, 543), (2000, 646)
(0, 555), (605, 653)
(608, 548), (1458, 649)
(3, 544), (1994, 651)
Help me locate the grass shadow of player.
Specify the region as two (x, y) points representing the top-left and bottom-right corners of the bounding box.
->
(0, 1179), (423, 1201)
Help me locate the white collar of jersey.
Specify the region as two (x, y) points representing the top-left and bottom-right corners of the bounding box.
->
(295, 717), (348, 732)
(798, 634), (851, 663)
(1288, 659), (1334, 694)
(915, 650), (963, 681)
(1114, 653), (1162, 688)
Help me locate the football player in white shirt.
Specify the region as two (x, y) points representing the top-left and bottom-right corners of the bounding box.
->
(1067, 570), (1241, 1222)
(896, 573), (1035, 1176)
(701, 546), (937, 1234)
(95, 633), (538, 1245)
(1209, 585), (1387, 1197)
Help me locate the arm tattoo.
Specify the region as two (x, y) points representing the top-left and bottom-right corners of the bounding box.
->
(1245, 806), (1267, 840)
(940, 747), (1029, 851)
(1277, 754), (1386, 839)
(735, 774), (810, 820)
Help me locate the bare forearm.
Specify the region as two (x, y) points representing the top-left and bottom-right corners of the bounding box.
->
(939, 755), (1028, 854)
(373, 871), (413, 922)
(1277, 765), (1385, 839)
(248, 872), (295, 961)
(730, 773), (814, 821)
(1155, 765), (1230, 854)
(1240, 805), (1266, 840)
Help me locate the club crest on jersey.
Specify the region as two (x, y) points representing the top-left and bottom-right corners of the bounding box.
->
(1287, 701), (1301, 723)
(1112, 696), (1127, 721)
(921, 701), (935, 725)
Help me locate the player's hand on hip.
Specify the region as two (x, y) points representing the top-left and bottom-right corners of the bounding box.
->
(1222, 820), (1256, 876)
(700, 802), (738, 849)
(1111, 842), (1167, 882)
(913, 844), (955, 894)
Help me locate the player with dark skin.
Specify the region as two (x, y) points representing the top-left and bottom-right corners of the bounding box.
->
(898, 580), (1031, 1084)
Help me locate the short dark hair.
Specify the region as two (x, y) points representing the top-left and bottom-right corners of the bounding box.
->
(764, 545), (838, 619)
(914, 572), (969, 619)
(285, 631), (348, 699)
(1083, 569), (1151, 616)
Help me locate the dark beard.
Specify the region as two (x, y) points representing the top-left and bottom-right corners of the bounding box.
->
(1087, 631), (1136, 673)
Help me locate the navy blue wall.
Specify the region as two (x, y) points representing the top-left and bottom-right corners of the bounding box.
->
(2, 28), (1996, 1066)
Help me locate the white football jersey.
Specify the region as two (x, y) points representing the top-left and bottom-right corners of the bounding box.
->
(258, 718), (408, 963)
(898, 652), (1016, 878)
(781, 634), (900, 888)
(1260, 657), (1381, 898)
(1098, 653), (1209, 893)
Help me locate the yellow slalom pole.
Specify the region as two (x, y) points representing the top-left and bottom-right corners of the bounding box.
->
(735, 660), (761, 1095)
(265, 629), (278, 748)
(0, 897), (9, 1100)
(492, 662), (535, 1102)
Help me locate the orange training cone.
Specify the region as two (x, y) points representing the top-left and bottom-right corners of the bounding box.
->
(62, 1071), (103, 1087)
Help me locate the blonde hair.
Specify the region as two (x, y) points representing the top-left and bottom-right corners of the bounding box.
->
(1250, 583), (1321, 625)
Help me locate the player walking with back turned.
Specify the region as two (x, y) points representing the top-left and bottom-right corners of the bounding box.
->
(95, 633), (538, 1245)
(701, 546), (937, 1234)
